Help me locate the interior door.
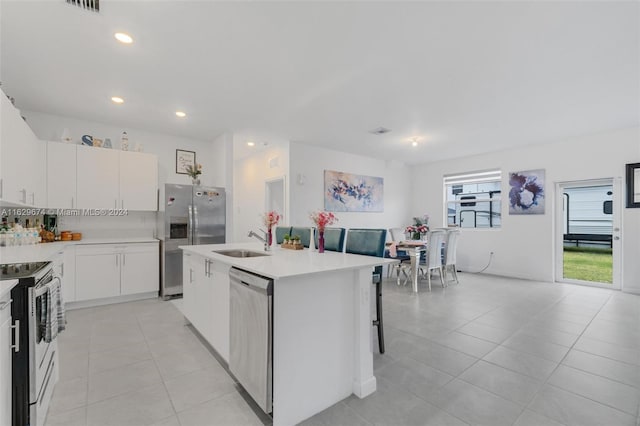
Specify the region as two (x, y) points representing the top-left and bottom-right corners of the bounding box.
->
(265, 177), (286, 224)
(555, 178), (621, 289)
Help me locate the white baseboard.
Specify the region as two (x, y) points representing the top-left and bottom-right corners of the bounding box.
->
(66, 291), (158, 310)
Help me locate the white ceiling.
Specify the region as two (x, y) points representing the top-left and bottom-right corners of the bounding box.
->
(1, 1), (638, 165)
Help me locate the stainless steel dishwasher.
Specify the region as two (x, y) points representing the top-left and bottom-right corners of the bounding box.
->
(229, 267), (273, 414)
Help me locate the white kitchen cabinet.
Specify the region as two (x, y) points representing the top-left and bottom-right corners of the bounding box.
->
(76, 250), (121, 301)
(47, 142), (77, 209)
(183, 254), (211, 341)
(181, 253), (230, 361)
(208, 260), (230, 361)
(121, 243), (159, 295)
(75, 242), (159, 302)
(76, 145), (119, 209)
(119, 151), (158, 211)
(62, 246), (76, 302)
(0, 294), (13, 426)
(0, 90), (42, 206)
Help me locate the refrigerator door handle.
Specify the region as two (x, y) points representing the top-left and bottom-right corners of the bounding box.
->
(188, 204), (194, 245)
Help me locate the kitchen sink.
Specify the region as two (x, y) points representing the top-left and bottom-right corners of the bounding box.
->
(213, 249), (270, 258)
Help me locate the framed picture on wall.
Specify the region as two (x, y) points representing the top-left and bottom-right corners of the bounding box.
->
(176, 149), (196, 174)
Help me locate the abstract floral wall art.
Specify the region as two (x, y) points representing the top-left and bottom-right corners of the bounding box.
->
(324, 170), (384, 212)
(509, 169), (545, 214)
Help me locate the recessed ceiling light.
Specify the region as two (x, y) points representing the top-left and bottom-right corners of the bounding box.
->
(175, 111), (187, 118)
(114, 32), (133, 44)
(410, 136), (421, 147)
(247, 141), (255, 147)
(111, 96), (124, 104)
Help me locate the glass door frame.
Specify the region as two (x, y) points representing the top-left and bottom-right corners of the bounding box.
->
(554, 178), (622, 290)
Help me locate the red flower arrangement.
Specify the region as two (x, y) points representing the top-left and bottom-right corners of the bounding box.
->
(309, 211), (337, 232)
(262, 211), (281, 228)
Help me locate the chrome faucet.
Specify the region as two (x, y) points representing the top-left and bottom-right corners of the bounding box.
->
(248, 229), (269, 251)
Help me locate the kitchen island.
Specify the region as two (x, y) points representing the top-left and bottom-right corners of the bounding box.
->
(180, 242), (396, 426)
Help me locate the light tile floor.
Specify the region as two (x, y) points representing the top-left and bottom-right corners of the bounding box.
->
(46, 273), (640, 426)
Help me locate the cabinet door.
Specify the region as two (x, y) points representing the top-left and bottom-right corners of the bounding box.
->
(76, 253), (121, 301)
(182, 254), (197, 325)
(119, 151), (158, 211)
(209, 261), (230, 362)
(30, 140), (47, 206)
(76, 145), (119, 209)
(121, 244), (159, 295)
(0, 304), (11, 426)
(47, 142), (77, 209)
(0, 92), (35, 204)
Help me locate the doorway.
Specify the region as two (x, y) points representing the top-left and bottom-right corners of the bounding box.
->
(555, 178), (621, 289)
(265, 177), (286, 224)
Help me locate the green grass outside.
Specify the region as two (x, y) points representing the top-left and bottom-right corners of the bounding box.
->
(563, 249), (613, 284)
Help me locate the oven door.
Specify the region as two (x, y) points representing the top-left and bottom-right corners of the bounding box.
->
(29, 275), (59, 404)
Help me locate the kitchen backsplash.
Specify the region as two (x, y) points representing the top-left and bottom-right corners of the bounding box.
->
(58, 211), (156, 239)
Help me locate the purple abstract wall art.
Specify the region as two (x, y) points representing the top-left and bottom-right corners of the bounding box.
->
(324, 170), (384, 212)
(508, 169), (545, 215)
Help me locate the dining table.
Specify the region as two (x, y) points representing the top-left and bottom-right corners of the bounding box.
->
(387, 240), (427, 294)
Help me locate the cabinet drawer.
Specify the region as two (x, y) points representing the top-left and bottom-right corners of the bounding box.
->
(75, 244), (122, 256)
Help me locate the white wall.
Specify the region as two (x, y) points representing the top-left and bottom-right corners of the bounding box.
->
(233, 134), (290, 242)
(410, 127), (640, 293)
(289, 143), (412, 232)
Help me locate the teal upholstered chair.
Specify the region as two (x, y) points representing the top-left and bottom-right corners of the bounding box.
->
(345, 228), (387, 353)
(313, 227), (346, 252)
(290, 226), (312, 248)
(274, 226), (292, 244)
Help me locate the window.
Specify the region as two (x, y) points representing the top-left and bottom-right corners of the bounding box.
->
(444, 169), (502, 228)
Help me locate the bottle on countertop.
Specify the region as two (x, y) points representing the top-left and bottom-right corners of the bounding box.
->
(121, 131), (129, 151)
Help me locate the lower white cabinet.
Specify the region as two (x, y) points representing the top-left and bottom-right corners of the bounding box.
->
(0, 294), (13, 426)
(182, 254), (230, 361)
(75, 242), (159, 302)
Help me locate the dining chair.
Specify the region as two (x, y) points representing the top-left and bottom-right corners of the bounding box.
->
(275, 226), (292, 244)
(386, 228), (410, 278)
(442, 228), (461, 284)
(290, 226), (312, 248)
(345, 228), (387, 354)
(418, 229), (447, 291)
(313, 227), (346, 252)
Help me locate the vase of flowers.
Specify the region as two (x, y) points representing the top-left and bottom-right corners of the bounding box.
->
(185, 164), (202, 185)
(309, 211), (338, 253)
(405, 214), (429, 240)
(262, 210), (280, 247)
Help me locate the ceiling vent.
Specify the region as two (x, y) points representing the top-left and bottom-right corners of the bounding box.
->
(369, 127), (391, 135)
(66, 0), (100, 13)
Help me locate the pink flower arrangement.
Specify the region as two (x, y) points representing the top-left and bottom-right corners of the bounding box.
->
(262, 211), (280, 228)
(309, 211), (338, 232)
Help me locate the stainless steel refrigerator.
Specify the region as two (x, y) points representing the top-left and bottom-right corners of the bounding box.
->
(159, 184), (226, 299)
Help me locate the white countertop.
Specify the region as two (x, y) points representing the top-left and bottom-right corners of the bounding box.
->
(180, 242), (397, 280)
(0, 279), (18, 299)
(0, 237), (158, 264)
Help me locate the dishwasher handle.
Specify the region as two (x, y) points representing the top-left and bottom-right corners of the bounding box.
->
(229, 267), (273, 295)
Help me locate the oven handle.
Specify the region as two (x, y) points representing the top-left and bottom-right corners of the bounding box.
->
(11, 319), (19, 353)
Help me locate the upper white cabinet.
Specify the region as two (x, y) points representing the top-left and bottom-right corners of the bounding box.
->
(0, 91), (44, 206)
(76, 145), (120, 210)
(55, 143), (158, 211)
(47, 142), (77, 209)
(119, 151), (158, 211)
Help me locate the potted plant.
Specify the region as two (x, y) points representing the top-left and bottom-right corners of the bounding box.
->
(185, 163), (202, 185)
(282, 234), (291, 247)
(292, 235), (301, 248)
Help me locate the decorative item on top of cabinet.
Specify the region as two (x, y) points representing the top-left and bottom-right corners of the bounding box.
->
(121, 132), (129, 151)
